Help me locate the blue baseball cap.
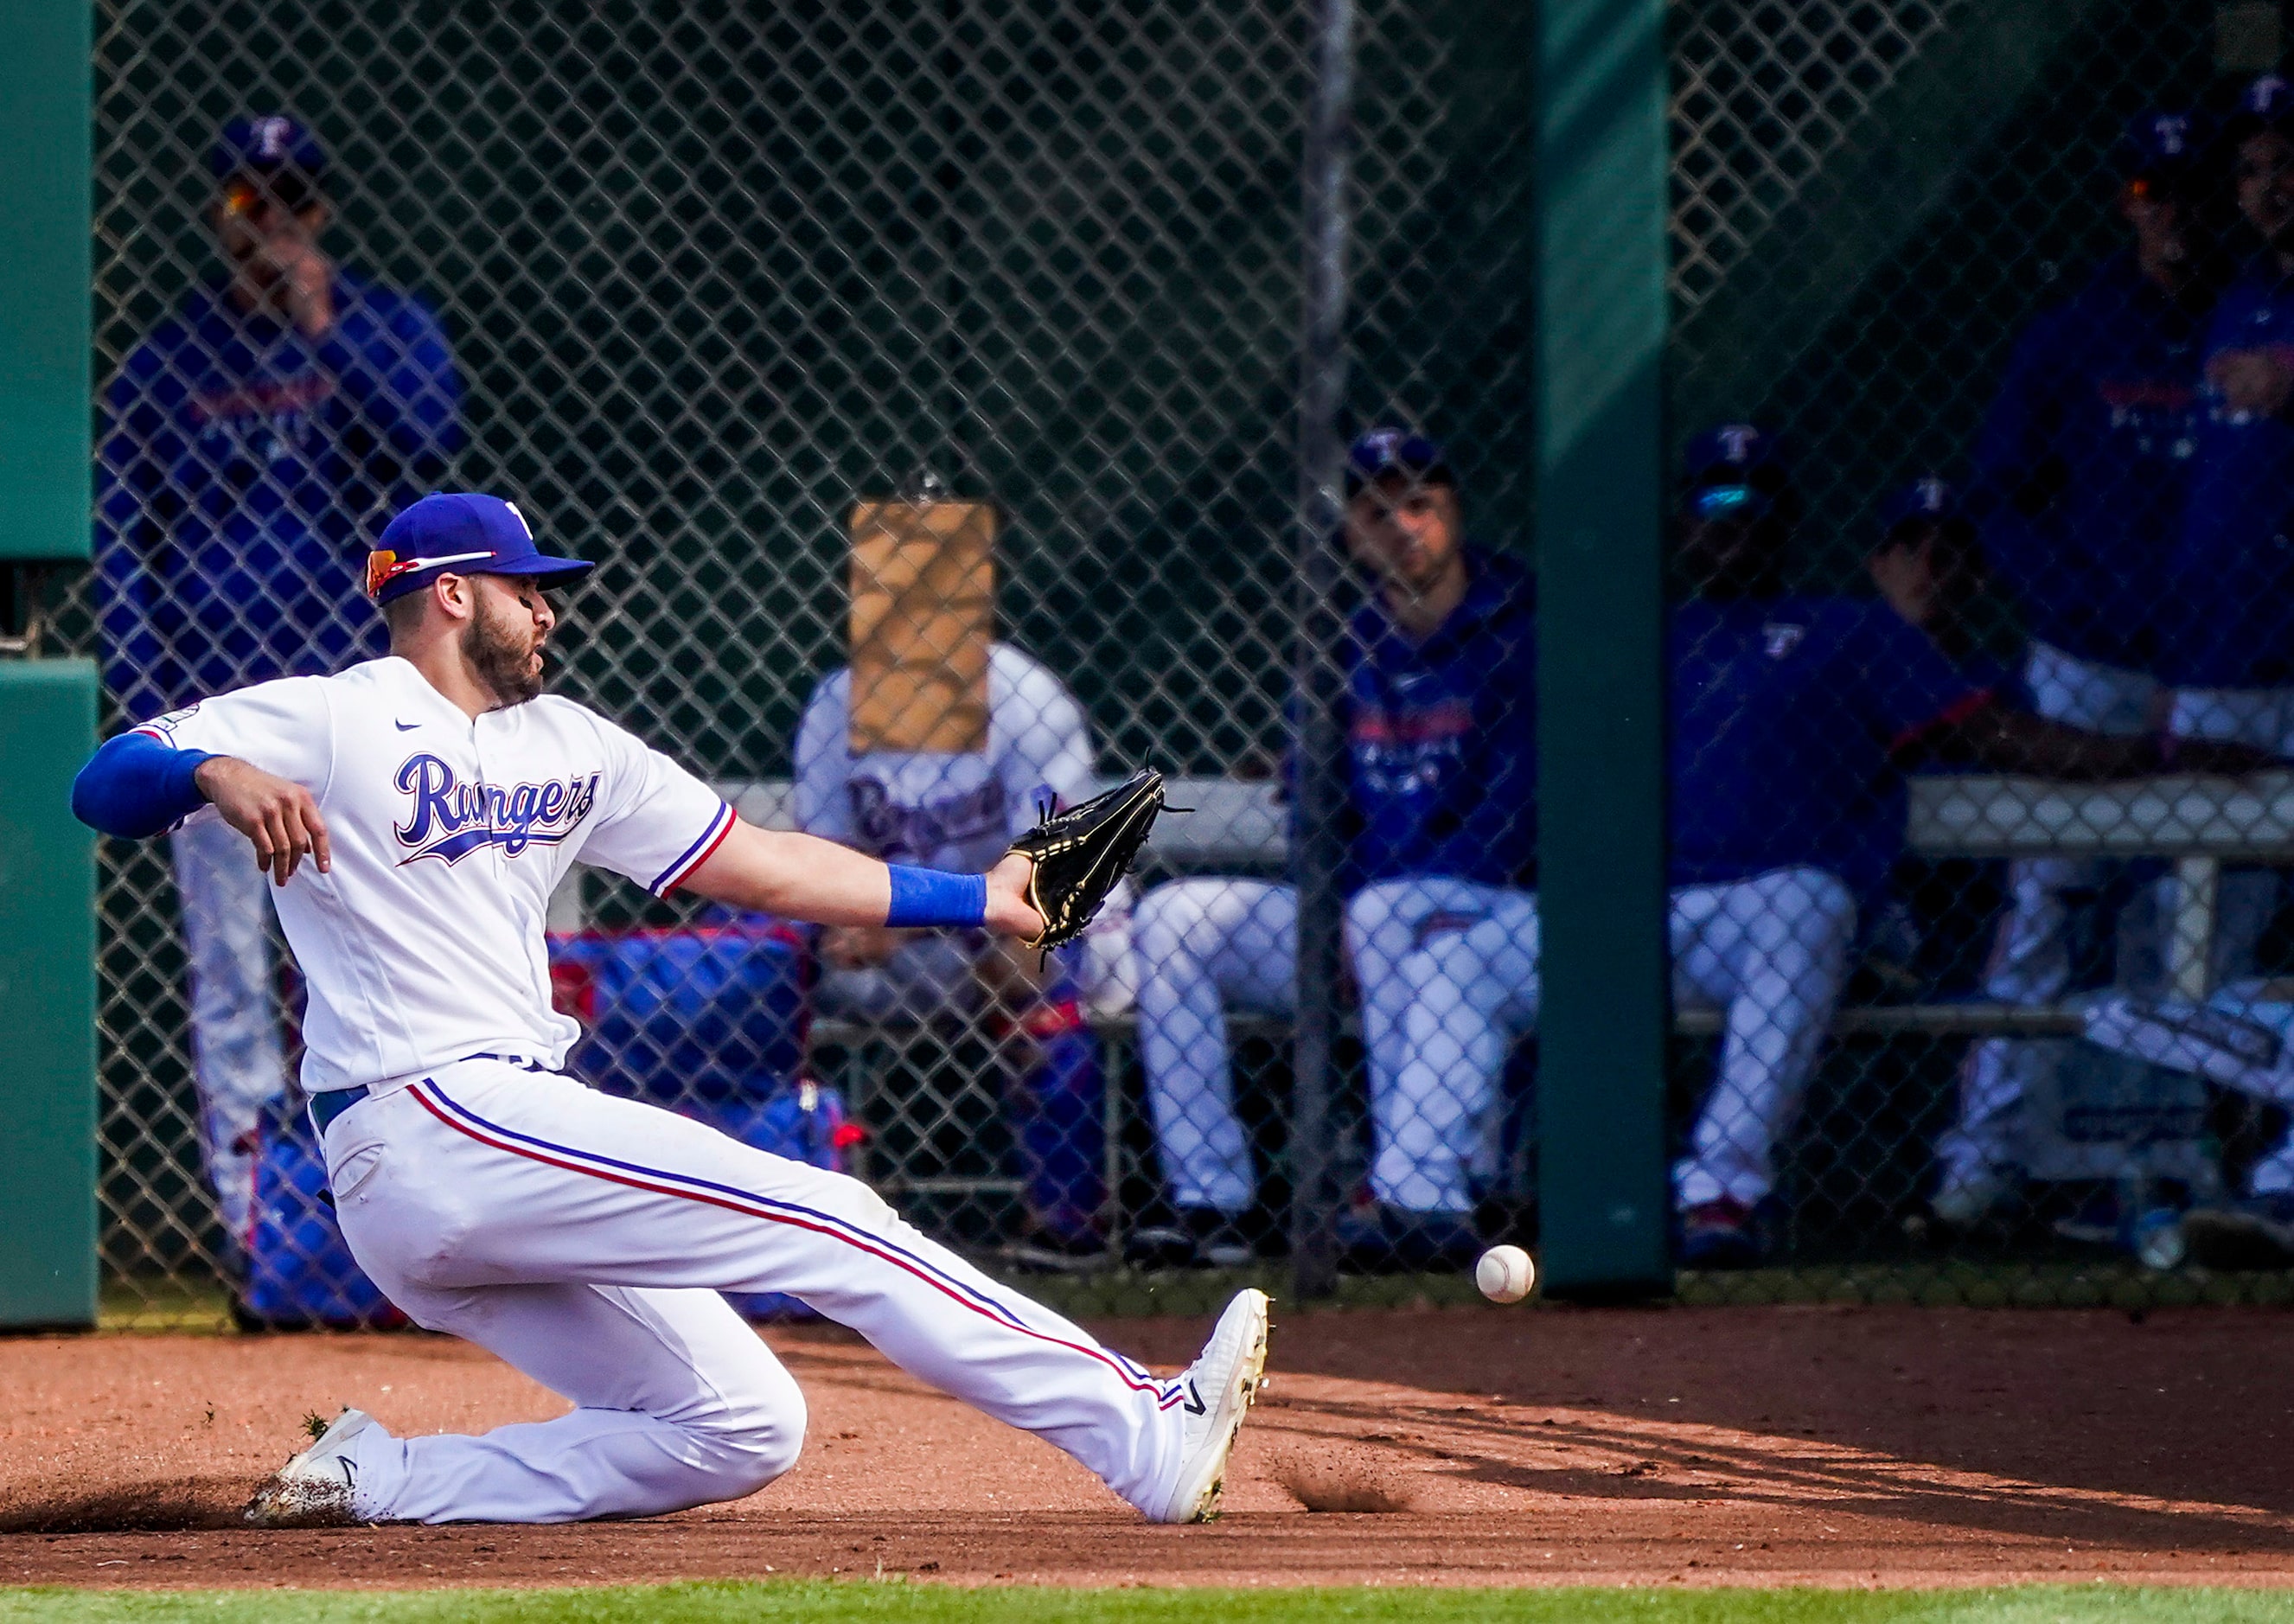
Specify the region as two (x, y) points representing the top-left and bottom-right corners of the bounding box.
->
(1682, 423), (1786, 521)
(2119, 110), (2205, 180)
(367, 494), (594, 606)
(209, 114), (328, 182)
(1345, 427), (1454, 495)
(1878, 475), (1963, 532)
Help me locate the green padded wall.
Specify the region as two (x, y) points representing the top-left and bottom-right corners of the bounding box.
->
(0, 661), (99, 1327)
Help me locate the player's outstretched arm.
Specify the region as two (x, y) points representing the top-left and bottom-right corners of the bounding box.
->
(73, 736), (330, 886)
(681, 818), (1045, 939)
(1945, 704), (2278, 780)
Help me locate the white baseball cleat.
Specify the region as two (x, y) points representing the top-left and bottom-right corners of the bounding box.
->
(242, 1407), (374, 1526)
(1154, 1288), (1271, 1524)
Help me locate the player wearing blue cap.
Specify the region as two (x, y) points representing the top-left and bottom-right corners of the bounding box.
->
(1865, 477), (1994, 668)
(94, 114), (464, 1244)
(1934, 111), (2224, 1226)
(1128, 428), (1537, 1271)
(2168, 75), (2294, 738)
(73, 493), (1270, 1528)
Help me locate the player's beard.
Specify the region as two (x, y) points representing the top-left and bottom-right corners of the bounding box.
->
(464, 595), (546, 707)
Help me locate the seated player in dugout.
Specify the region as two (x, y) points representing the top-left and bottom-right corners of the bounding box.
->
(1379, 426), (2265, 1271)
(792, 503), (1134, 1272)
(1864, 476), (1997, 669)
(1128, 428), (1538, 1274)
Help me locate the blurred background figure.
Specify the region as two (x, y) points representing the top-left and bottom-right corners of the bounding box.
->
(2170, 74), (2294, 758)
(793, 640), (1133, 1270)
(1651, 429), (2246, 1263)
(1128, 429), (1539, 1273)
(93, 114), (464, 1248)
(1934, 108), (2219, 1228)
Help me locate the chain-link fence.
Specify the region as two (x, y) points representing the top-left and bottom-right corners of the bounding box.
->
(70, 0), (2294, 1327)
(1663, 0), (2294, 1301)
(77, 0), (1534, 1325)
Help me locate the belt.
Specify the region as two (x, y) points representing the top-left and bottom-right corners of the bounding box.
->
(307, 1053), (546, 1136)
(308, 1085), (368, 1135)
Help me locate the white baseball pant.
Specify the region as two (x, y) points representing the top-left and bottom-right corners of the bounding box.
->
(2165, 684), (2293, 990)
(320, 1058), (1193, 1523)
(1131, 875), (1537, 1215)
(172, 815), (292, 1244)
(1391, 867), (1856, 1212)
(1941, 643), (2163, 1191)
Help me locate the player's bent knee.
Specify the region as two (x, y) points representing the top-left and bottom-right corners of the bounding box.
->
(693, 1365), (808, 1498)
(702, 1410), (805, 1499)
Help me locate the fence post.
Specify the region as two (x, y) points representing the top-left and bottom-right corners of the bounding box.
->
(1291, 0), (1356, 1303)
(1533, 0), (1672, 1298)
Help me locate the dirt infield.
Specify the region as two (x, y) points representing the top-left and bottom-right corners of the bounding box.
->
(3, 1302), (2293, 1589)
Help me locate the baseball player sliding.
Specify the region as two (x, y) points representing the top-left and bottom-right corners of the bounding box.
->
(73, 491), (1264, 1527)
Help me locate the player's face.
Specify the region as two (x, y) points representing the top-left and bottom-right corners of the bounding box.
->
(1344, 473), (1461, 595)
(463, 574), (558, 707)
(1678, 508), (1786, 598)
(2119, 182), (2189, 271)
(2236, 131), (2294, 246)
(210, 171), (328, 283)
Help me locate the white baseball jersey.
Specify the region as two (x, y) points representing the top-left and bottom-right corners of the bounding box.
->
(133, 655), (735, 1092)
(792, 643), (1096, 871)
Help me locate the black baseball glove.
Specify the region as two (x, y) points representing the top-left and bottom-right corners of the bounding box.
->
(1006, 767), (1166, 951)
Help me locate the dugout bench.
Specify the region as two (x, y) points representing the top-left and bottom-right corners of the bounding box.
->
(545, 771), (2294, 1258)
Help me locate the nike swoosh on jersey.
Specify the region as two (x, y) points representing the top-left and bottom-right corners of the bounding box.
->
(394, 720), (420, 732)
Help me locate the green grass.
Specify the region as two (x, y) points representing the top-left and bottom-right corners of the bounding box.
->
(4, 1585), (2293, 1623)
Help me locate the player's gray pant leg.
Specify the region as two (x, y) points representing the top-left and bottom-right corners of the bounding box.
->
(346, 1280), (806, 1523)
(1345, 879), (1498, 1151)
(1945, 644), (2160, 1187)
(1133, 879), (1297, 1214)
(170, 817), (290, 1243)
(1388, 889), (1543, 1212)
(2168, 685), (2294, 989)
(1671, 867), (1856, 1210)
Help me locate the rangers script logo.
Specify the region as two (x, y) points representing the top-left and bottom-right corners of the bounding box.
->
(393, 752), (600, 866)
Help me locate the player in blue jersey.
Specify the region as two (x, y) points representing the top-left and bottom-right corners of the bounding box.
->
(93, 115), (464, 1243)
(1935, 112), (2219, 1224)
(1386, 427), (2260, 1267)
(2167, 75), (2294, 737)
(1127, 429), (1537, 1271)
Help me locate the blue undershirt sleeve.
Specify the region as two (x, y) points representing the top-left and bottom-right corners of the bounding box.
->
(72, 732), (214, 839)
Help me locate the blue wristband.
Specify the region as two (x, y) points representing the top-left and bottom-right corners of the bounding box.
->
(884, 865), (989, 929)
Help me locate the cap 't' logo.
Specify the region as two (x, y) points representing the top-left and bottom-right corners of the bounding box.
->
(255, 116), (293, 159)
(1716, 425), (1760, 465)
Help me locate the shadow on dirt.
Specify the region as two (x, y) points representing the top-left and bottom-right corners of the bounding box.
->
(0, 1480), (246, 1534)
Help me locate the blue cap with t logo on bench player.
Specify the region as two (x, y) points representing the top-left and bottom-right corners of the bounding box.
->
(365, 493), (596, 605)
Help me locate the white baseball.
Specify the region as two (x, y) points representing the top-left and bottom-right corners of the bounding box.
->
(1474, 1244), (1536, 1304)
